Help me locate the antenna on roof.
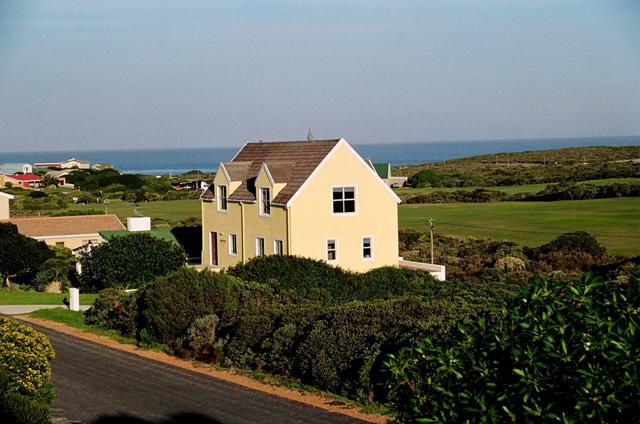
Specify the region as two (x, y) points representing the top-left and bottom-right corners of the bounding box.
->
(307, 128), (314, 141)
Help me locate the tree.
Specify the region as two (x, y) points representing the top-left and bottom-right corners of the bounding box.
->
(408, 168), (441, 188)
(40, 175), (59, 187)
(79, 233), (186, 291)
(0, 223), (54, 284)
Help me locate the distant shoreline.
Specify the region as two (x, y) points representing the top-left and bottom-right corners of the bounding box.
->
(2, 135), (638, 175)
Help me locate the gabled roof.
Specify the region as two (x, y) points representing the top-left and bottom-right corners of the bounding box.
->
(373, 163), (390, 179)
(225, 139), (341, 204)
(9, 214), (125, 237)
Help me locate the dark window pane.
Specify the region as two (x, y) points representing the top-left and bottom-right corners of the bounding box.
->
(344, 188), (355, 199)
(333, 201), (344, 213)
(344, 200), (355, 213)
(333, 189), (343, 200)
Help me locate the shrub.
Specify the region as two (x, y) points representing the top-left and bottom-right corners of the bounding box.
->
(385, 272), (640, 422)
(0, 223), (54, 284)
(408, 168), (441, 188)
(0, 386), (51, 424)
(84, 289), (140, 338)
(0, 319), (55, 401)
(79, 233), (186, 291)
(184, 314), (224, 361)
(538, 230), (606, 257)
(139, 268), (267, 345)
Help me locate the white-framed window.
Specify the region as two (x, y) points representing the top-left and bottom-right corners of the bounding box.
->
(332, 187), (355, 214)
(260, 187), (271, 216)
(362, 236), (373, 260)
(217, 185), (228, 211)
(274, 239), (284, 255)
(256, 237), (265, 256)
(327, 239), (337, 262)
(229, 233), (238, 256)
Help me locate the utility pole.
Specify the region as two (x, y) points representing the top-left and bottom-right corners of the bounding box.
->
(429, 218), (434, 264)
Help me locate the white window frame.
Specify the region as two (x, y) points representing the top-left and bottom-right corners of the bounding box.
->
(228, 233), (238, 256)
(259, 187), (271, 216)
(256, 236), (265, 257)
(362, 235), (374, 261)
(331, 185), (357, 216)
(326, 238), (338, 263)
(217, 185), (228, 212)
(273, 239), (284, 255)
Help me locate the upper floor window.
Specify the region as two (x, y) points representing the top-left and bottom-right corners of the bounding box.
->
(362, 236), (373, 259)
(332, 187), (355, 214)
(217, 185), (228, 211)
(260, 187), (271, 216)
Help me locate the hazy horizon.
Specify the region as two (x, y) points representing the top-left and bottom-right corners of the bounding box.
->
(1, 1), (639, 152)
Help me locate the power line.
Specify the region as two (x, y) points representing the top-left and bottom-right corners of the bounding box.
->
(432, 221), (640, 239)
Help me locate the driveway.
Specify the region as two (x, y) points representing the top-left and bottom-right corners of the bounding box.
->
(29, 323), (367, 424)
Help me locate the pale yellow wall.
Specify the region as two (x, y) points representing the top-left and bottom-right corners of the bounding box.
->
(201, 169), (288, 269)
(289, 142), (399, 272)
(38, 234), (103, 250)
(0, 197), (10, 220)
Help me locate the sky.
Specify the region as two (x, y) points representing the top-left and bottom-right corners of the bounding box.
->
(0, 0), (639, 152)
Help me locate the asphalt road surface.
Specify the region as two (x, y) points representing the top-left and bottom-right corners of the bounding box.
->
(30, 324), (366, 424)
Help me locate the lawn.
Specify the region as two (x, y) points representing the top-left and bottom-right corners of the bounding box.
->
(399, 197), (640, 256)
(394, 178), (640, 197)
(0, 289), (98, 305)
(28, 308), (135, 344)
(64, 199), (201, 224)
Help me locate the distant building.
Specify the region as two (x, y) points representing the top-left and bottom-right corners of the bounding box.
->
(201, 138), (401, 272)
(0, 164), (32, 175)
(370, 162), (408, 188)
(0, 173), (43, 188)
(92, 163), (116, 172)
(172, 180), (209, 191)
(34, 157), (90, 170)
(8, 214), (125, 250)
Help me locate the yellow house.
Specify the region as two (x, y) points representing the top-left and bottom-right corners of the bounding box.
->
(201, 138), (401, 272)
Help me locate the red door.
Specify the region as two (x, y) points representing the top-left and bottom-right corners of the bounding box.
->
(210, 232), (218, 266)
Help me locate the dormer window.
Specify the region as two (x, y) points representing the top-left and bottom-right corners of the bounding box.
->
(217, 185), (228, 211)
(260, 187), (271, 216)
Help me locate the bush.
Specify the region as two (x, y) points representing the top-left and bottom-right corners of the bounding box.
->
(408, 168), (441, 188)
(84, 289), (140, 338)
(79, 233), (186, 291)
(538, 230), (606, 257)
(0, 223), (54, 284)
(385, 272), (640, 422)
(0, 319), (55, 401)
(138, 268), (268, 346)
(0, 388), (51, 424)
(184, 314), (224, 361)
(228, 255), (439, 304)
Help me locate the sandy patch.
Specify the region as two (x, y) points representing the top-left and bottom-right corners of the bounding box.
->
(18, 315), (388, 424)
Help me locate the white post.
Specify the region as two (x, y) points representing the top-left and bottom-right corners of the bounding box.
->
(69, 288), (80, 311)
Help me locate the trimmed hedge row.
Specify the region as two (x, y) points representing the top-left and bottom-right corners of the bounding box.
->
(86, 260), (518, 402)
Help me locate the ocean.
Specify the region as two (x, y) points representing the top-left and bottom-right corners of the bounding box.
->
(1, 136), (638, 175)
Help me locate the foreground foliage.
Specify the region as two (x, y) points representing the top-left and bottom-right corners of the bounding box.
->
(0, 318), (55, 424)
(385, 272), (640, 423)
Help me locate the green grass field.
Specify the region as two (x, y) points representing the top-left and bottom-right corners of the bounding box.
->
(29, 308), (135, 344)
(394, 178), (640, 197)
(399, 198), (640, 256)
(64, 199), (201, 224)
(0, 289), (98, 305)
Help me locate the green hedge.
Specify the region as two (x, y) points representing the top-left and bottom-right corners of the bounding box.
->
(385, 271), (640, 422)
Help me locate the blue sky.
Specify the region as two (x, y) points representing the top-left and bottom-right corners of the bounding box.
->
(0, 0), (638, 151)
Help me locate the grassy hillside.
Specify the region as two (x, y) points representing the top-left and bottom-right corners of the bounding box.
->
(399, 198), (640, 256)
(397, 145), (640, 187)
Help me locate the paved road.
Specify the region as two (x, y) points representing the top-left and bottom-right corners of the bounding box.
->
(29, 324), (365, 424)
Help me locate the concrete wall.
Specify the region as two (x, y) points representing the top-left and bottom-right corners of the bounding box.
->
(289, 142), (399, 272)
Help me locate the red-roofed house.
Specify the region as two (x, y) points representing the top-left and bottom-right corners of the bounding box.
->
(0, 173), (43, 188)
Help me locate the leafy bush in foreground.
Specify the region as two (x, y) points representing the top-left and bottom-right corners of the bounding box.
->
(385, 271), (640, 423)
